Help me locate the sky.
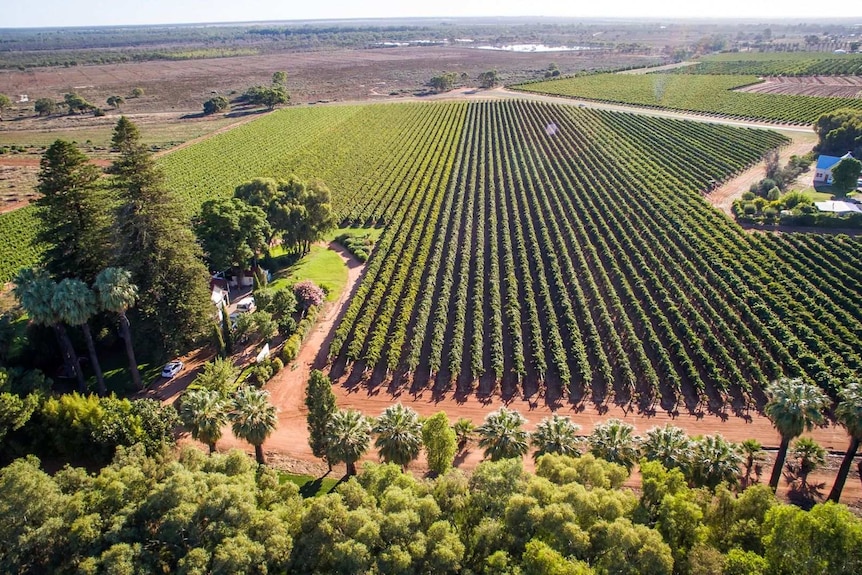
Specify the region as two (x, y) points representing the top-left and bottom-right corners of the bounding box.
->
(4, 0), (859, 28)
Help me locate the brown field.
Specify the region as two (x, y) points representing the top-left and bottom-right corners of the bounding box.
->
(0, 46), (661, 116)
(738, 75), (862, 98)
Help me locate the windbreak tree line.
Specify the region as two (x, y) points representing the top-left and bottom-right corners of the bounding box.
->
(3, 447), (862, 575)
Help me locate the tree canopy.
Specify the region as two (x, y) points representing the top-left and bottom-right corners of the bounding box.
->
(815, 108), (862, 158)
(109, 116), (212, 354)
(3, 448), (861, 574)
(830, 156), (862, 197)
(34, 140), (112, 283)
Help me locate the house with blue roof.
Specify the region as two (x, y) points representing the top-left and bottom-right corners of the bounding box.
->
(813, 152), (854, 185)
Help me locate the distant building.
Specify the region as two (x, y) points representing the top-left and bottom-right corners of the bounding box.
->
(813, 152), (855, 185)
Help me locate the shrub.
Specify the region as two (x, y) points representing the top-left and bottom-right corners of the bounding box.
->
(294, 280), (325, 312)
(282, 334), (301, 363)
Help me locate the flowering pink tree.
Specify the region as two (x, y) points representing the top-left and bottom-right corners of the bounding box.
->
(293, 280), (325, 313)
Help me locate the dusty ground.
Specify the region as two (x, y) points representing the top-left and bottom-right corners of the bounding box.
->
(739, 76), (862, 98)
(0, 47), (662, 116)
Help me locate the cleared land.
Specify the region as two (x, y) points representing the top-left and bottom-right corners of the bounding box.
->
(0, 46), (663, 115)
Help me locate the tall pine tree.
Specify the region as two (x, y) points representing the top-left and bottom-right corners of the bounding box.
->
(109, 116), (211, 354)
(35, 140), (112, 283)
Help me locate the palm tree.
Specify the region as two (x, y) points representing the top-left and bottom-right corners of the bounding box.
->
(373, 404), (422, 469)
(476, 407), (529, 461)
(738, 439), (764, 487)
(641, 424), (692, 472)
(829, 381), (862, 503)
(829, 382), (862, 502)
(180, 388), (229, 454)
(791, 437), (826, 489)
(688, 435), (742, 489)
(452, 418), (475, 452)
(229, 387), (278, 465)
(530, 415), (581, 461)
(53, 278), (105, 395)
(14, 268), (84, 391)
(763, 378), (828, 491)
(588, 419), (640, 471)
(326, 409), (372, 476)
(94, 267), (141, 390)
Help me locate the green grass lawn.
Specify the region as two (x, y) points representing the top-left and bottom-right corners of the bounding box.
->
(268, 245), (347, 302)
(278, 471), (339, 497)
(97, 348), (160, 395)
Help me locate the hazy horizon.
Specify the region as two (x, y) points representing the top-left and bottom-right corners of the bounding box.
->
(6, 0), (862, 29)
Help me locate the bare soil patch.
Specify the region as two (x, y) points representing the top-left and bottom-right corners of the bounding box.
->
(738, 76), (862, 98)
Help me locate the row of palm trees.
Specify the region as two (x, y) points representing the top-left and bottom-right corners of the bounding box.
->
(179, 375), (861, 502)
(13, 267), (141, 392)
(180, 386), (277, 464)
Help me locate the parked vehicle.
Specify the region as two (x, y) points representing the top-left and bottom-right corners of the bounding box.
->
(236, 296), (256, 313)
(161, 361), (184, 379)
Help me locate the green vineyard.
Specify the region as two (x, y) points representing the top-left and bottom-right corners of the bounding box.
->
(516, 73), (862, 124)
(684, 53), (862, 76)
(0, 102), (468, 282)
(328, 100), (861, 406)
(2, 99), (861, 409)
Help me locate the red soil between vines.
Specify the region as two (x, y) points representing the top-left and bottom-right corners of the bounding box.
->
(167, 243), (862, 505)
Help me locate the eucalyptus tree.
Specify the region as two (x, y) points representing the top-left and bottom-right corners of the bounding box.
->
(763, 378), (828, 491)
(830, 382), (862, 502)
(373, 404), (422, 469)
(530, 414), (581, 461)
(326, 408), (372, 476)
(588, 419), (640, 471)
(229, 387), (278, 465)
(94, 267), (141, 389)
(180, 388), (229, 454)
(53, 278), (105, 395)
(13, 268), (83, 390)
(476, 407), (529, 461)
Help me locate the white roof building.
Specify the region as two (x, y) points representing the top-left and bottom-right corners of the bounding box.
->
(814, 200), (862, 213)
